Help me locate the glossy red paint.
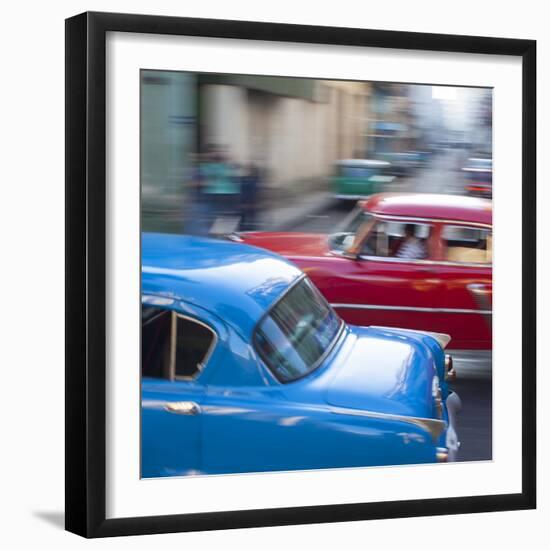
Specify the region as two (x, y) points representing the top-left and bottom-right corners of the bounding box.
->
(242, 232), (331, 257)
(240, 231), (332, 257)
(240, 193), (492, 350)
(360, 193), (492, 226)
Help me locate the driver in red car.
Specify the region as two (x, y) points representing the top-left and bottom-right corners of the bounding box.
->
(395, 224), (427, 260)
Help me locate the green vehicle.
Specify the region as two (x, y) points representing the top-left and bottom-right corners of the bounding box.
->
(332, 159), (394, 200)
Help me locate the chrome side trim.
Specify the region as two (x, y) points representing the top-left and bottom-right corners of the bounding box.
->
(330, 406), (446, 442)
(357, 254), (491, 268)
(467, 283), (493, 329)
(169, 312), (218, 382)
(330, 303), (492, 315)
(370, 326), (451, 349)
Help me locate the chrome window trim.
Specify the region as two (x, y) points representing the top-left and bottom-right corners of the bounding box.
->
(330, 303), (492, 315)
(357, 254), (492, 268)
(169, 311), (218, 382)
(252, 274), (345, 384)
(358, 255), (433, 265)
(441, 224), (492, 265)
(142, 308), (170, 327)
(344, 213), (492, 266)
(253, 273), (306, 325)
(428, 259), (491, 268)
(358, 217), (433, 260)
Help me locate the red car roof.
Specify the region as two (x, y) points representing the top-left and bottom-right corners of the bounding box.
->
(360, 193), (492, 226)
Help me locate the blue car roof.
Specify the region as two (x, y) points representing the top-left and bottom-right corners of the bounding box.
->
(142, 233), (303, 336)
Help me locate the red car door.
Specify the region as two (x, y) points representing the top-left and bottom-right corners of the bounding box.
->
(424, 223), (492, 350)
(313, 219), (492, 350)
(318, 219), (447, 339)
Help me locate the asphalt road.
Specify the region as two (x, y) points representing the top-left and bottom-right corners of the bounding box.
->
(452, 367), (492, 461)
(291, 150), (492, 462)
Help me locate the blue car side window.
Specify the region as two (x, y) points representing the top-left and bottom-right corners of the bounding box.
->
(142, 307), (171, 379)
(174, 315), (216, 380)
(142, 305), (216, 381)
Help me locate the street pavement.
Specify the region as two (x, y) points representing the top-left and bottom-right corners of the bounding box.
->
(289, 149), (492, 462)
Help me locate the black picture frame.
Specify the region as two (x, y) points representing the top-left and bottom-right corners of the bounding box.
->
(65, 11), (536, 538)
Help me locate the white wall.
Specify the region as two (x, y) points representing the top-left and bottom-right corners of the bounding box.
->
(204, 84), (365, 188)
(202, 84), (250, 163)
(1, 1), (546, 549)
(268, 95), (335, 184)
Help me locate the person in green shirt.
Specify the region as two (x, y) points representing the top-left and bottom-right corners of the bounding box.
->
(199, 145), (241, 232)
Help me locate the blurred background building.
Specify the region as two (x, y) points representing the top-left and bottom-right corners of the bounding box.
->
(141, 71), (197, 231)
(141, 71), (373, 230)
(197, 75), (371, 192)
(367, 83), (416, 155)
(140, 71), (492, 233)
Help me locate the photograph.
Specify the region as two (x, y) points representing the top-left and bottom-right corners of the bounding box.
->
(61, 8), (536, 538)
(140, 71), (493, 478)
(0, 0), (541, 544)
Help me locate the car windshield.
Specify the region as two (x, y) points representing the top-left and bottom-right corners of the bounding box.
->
(329, 206), (373, 251)
(254, 278), (342, 383)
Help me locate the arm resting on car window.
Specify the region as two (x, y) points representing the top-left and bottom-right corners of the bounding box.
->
(346, 218), (376, 256)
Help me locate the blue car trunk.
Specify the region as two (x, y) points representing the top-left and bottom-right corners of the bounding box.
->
(324, 326), (438, 419)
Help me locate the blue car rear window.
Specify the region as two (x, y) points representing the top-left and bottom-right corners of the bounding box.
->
(254, 278), (342, 382)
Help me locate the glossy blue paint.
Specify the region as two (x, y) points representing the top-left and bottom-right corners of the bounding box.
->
(141, 379), (204, 477)
(366, 326), (450, 397)
(142, 233), (302, 339)
(141, 233), (455, 478)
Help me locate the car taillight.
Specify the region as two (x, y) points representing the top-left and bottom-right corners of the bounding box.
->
(445, 354), (456, 383)
(466, 185), (490, 192)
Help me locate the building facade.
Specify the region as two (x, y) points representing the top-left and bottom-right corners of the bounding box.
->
(367, 83), (416, 156)
(198, 74), (372, 193)
(140, 71), (373, 231)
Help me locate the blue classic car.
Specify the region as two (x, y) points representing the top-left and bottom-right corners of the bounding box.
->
(141, 233), (460, 478)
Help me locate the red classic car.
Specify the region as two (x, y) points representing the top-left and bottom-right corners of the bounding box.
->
(239, 193), (492, 350)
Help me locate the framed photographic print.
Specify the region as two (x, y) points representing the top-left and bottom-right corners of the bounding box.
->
(65, 11), (536, 538)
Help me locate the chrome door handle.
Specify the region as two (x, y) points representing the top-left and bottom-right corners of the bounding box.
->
(164, 401), (202, 415)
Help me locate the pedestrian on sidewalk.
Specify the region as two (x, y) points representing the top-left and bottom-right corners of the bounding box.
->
(240, 163), (262, 231)
(183, 152), (210, 236)
(199, 145), (241, 234)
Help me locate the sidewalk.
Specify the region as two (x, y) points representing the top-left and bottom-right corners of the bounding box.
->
(142, 188), (336, 234)
(257, 190), (335, 231)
